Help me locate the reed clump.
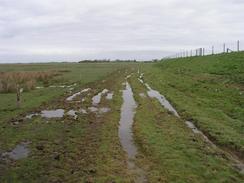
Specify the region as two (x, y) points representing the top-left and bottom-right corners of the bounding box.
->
(0, 71), (59, 93)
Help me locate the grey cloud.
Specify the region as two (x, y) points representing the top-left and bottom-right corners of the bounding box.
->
(0, 0), (244, 62)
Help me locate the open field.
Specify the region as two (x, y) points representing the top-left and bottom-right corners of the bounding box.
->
(0, 54), (243, 182)
(0, 63), (129, 122)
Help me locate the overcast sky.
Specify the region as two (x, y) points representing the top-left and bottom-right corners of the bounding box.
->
(0, 0), (244, 62)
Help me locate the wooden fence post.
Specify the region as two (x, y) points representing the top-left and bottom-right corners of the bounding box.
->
(16, 84), (21, 108)
(237, 40), (240, 52)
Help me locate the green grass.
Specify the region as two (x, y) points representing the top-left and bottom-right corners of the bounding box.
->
(130, 75), (243, 182)
(0, 58), (243, 182)
(0, 66), (135, 183)
(0, 63), (129, 122)
(139, 52), (244, 158)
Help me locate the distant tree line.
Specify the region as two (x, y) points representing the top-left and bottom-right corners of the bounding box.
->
(79, 59), (159, 63)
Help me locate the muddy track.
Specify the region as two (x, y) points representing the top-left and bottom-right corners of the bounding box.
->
(119, 80), (147, 182)
(0, 68), (132, 182)
(1, 68), (243, 182)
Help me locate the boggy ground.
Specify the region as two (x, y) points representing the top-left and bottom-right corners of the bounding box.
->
(0, 62), (243, 182)
(0, 68), (134, 183)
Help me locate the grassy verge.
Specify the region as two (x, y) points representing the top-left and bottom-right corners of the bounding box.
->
(139, 52), (244, 158)
(129, 75), (243, 182)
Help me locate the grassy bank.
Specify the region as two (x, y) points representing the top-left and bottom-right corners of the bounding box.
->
(130, 75), (243, 182)
(140, 52), (244, 158)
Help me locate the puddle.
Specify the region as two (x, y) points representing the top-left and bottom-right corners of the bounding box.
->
(138, 78), (144, 84)
(50, 85), (66, 88)
(185, 121), (216, 146)
(119, 82), (147, 182)
(81, 88), (91, 93)
(67, 110), (78, 119)
(41, 109), (65, 118)
(2, 142), (30, 160)
(143, 82), (216, 143)
(126, 74), (132, 79)
(36, 86), (44, 89)
(66, 88), (91, 101)
(185, 121), (201, 134)
(26, 113), (38, 119)
(106, 92), (114, 100)
(145, 84), (179, 117)
(66, 91), (81, 101)
(50, 83), (77, 88)
(88, 107), (111, 114)
(36, 84), (77, 90)
(99, 107), (111, 113)
(26, 109), (66, 119)
(92, 89), (109, 105)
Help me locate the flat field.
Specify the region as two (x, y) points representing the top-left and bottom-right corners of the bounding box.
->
(0, 55), (243, 182)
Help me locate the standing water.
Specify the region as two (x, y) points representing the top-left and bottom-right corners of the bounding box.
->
(92, 89), (109, 105)
(2, 142), (30, 160)
(119, 82), (147, 182)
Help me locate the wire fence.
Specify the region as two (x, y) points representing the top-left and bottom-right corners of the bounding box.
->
(164, 40), (242, 59)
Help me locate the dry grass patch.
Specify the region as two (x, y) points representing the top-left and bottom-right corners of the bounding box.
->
(0, 71), (59, 93)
